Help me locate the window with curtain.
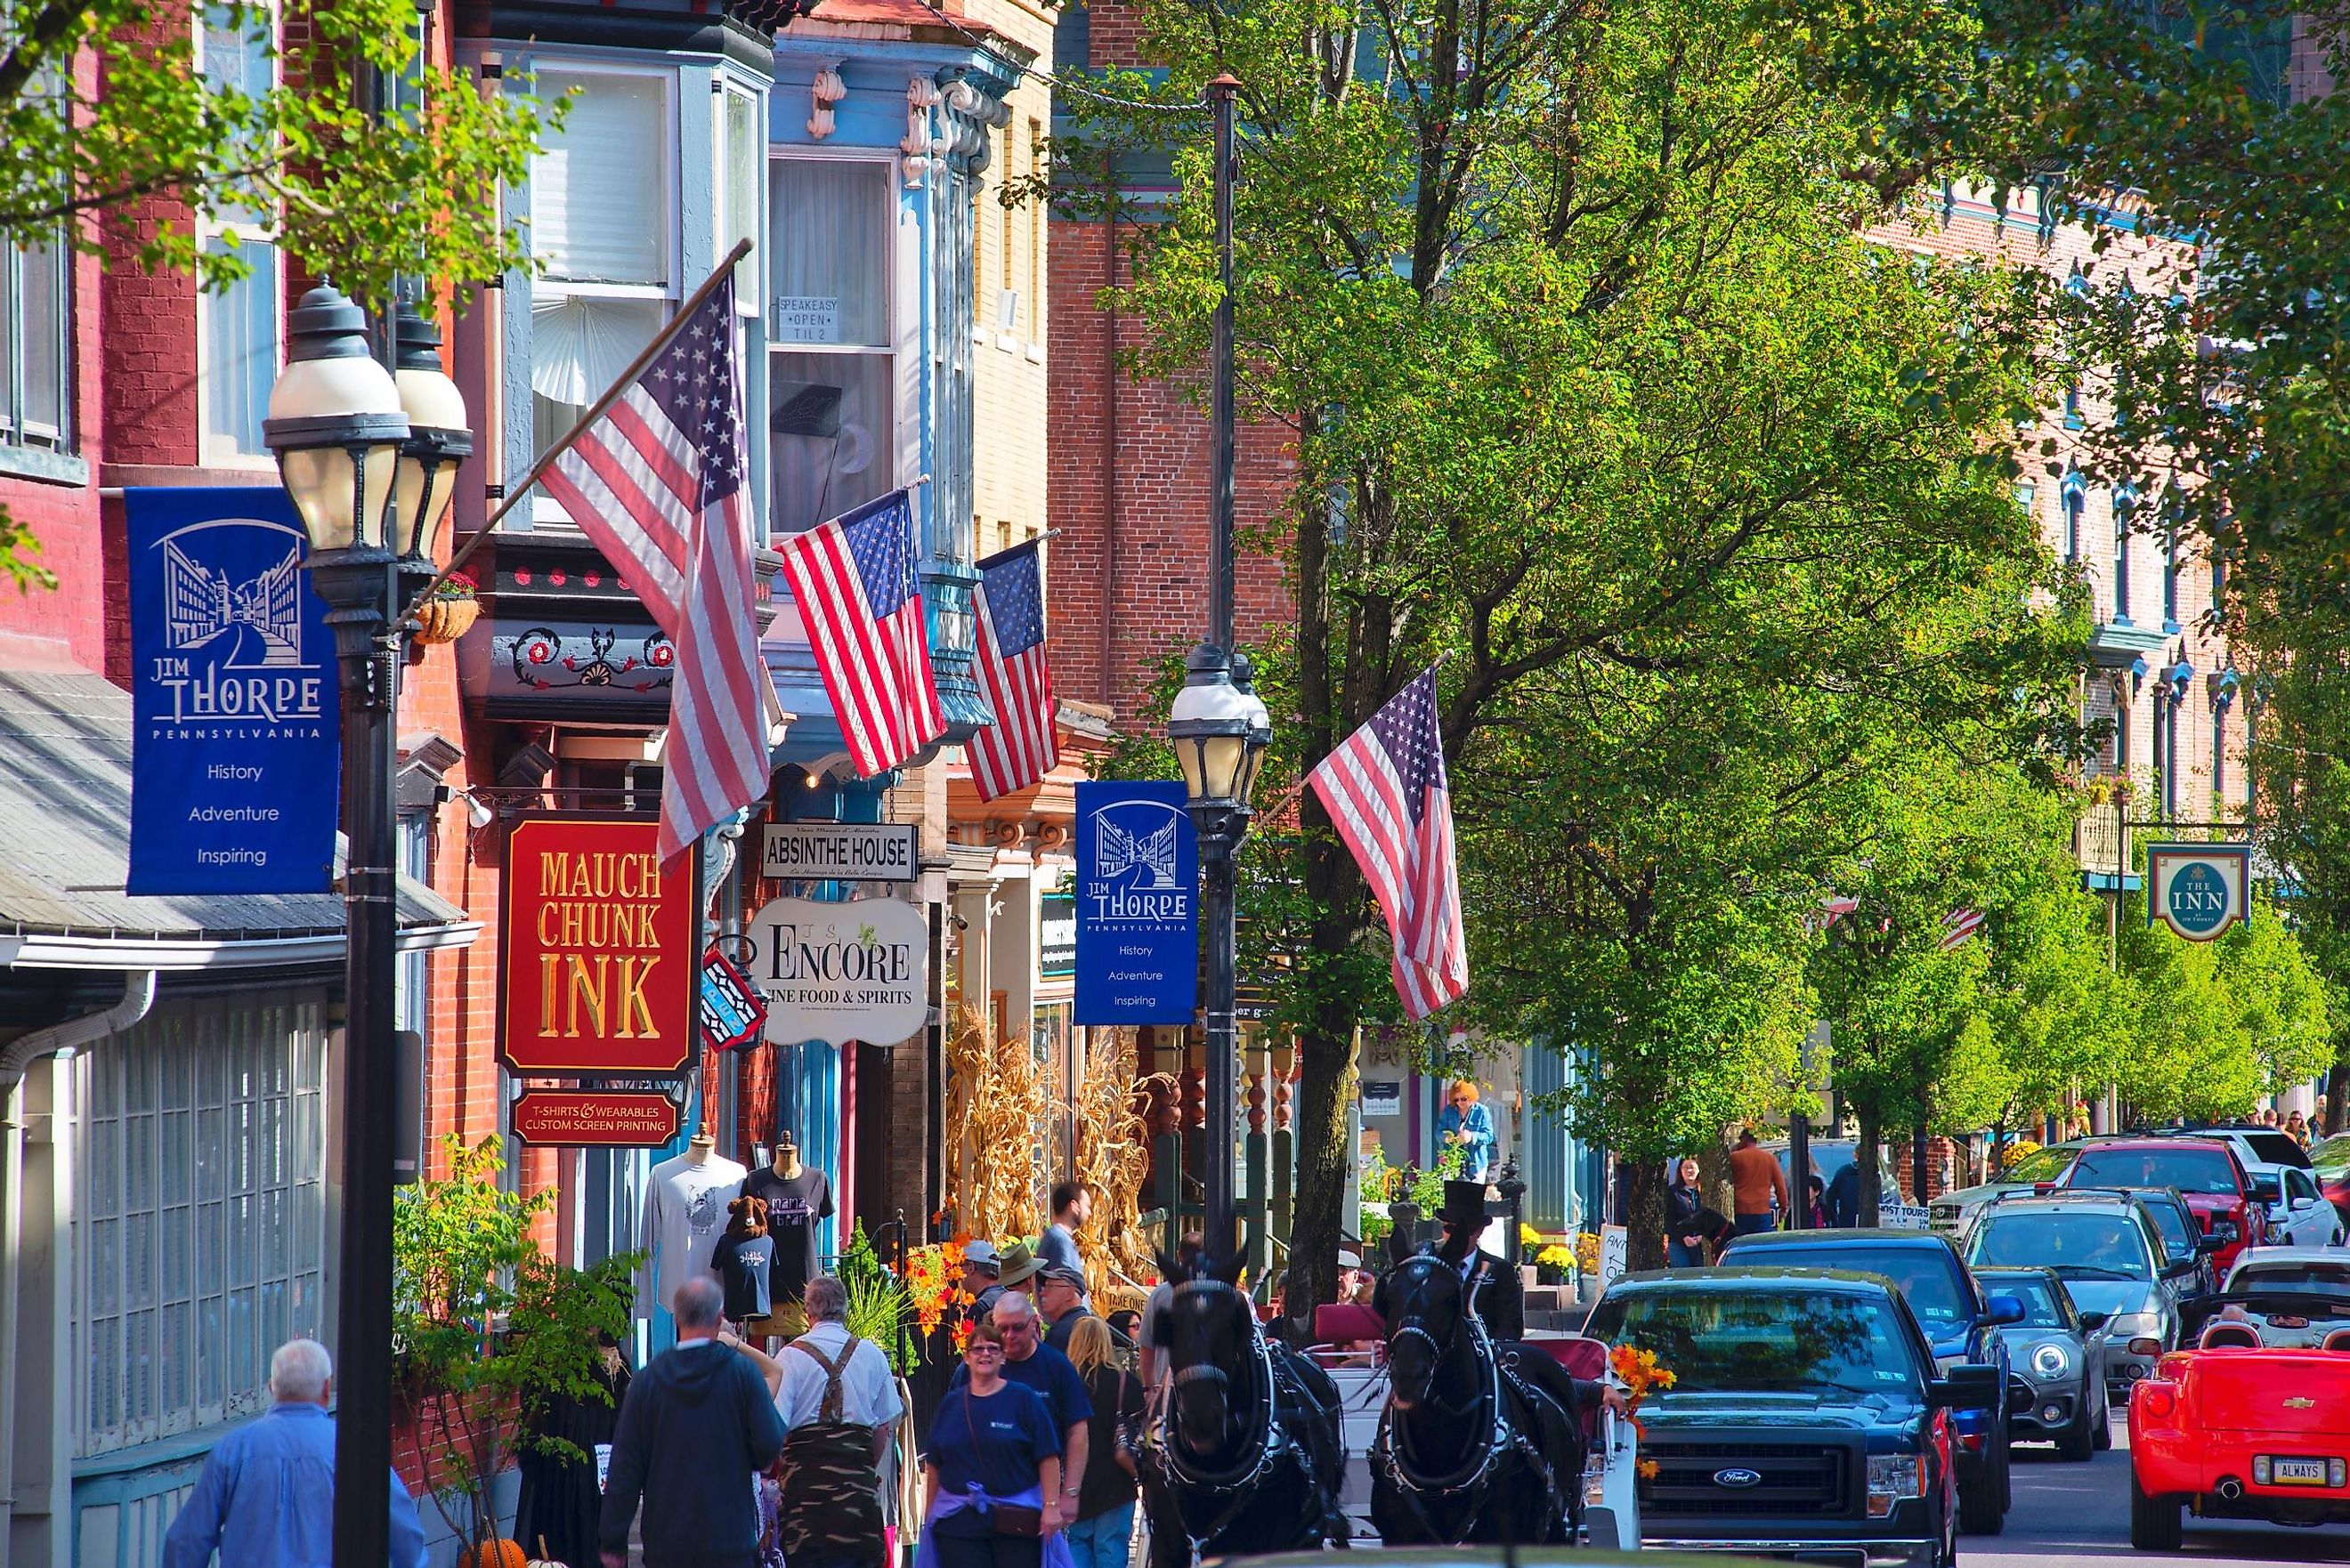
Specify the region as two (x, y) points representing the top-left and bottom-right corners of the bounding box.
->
(76, 995), (328, 1456)
(532, 69), (670, 287)
(769, 158), (893, 537)
(2112, 489), (2133, 622)
(200, 238), (279, 464)
(2, 234), (69, 450)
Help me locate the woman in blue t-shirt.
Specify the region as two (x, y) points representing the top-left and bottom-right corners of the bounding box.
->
(918, 1321), (1069, 1568)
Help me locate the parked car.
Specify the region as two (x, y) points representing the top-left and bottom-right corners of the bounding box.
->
(1763, 1137), (1901, 1223)
(2148, 1121), (2314, 1171)
(1715, 1228), (2017, 1533)
(1971, 1265), (2111, 1461)
(1929, 1142), (2084, 1240)
(2224, 1246), (2350, 1297)
(2055, 1137), (2267, 1273)
(2129, 1297), (2350, 1548)
(2254, 1162), (2346, 1247)
(2119, 1185), (2221, 1298)
(2313, 1132), (2350, 1227)
(1964, 1189), (2198, 1398)
(1584, 1266), (1995, 1564)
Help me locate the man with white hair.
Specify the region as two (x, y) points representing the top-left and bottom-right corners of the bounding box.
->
(161, 1338), (427, 1568)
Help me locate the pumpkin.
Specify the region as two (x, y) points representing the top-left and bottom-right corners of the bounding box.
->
(457, 1540), (528, 1568)
(527, 1534), (570, 1568)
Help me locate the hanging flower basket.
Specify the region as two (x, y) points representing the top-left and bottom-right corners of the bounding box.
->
(414, 573), (481, 645)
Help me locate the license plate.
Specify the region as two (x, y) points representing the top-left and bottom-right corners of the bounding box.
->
(2270, 1458), (2329, 1487)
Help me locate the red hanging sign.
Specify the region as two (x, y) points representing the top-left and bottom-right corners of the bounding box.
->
(699, 945), (767, 1054)
(498, 813), (701, 1075)
(511, 1089), (683, 1148)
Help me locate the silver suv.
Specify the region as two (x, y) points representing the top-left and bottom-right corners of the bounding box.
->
(1962, 1190), (2197, 1397)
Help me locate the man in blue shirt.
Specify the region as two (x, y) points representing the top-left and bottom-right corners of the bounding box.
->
(161, 1338), (427, 1568)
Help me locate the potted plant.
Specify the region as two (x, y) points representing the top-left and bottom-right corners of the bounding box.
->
(394, 1136), (637, 1566)
(414, 570), (481, 644)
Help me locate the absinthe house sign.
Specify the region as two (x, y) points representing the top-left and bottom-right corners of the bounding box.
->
(748, 895), (929, 1047)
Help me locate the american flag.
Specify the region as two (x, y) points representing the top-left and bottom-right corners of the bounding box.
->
(968, 539), (1058, 799)
(1307, 668), (1467, 1018)
(775, 489), (944, 777)
(536, 277), (774, 863)
(1941, 907), (1985, 951)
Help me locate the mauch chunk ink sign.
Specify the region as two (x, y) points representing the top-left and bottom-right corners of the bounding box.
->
(126, 488), (340, 894)
(1074, 780), (1198, 1024)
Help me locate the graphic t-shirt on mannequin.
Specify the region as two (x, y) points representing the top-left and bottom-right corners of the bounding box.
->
(636, 1150), (749, 1320)
(741, 1164), (832, 1305)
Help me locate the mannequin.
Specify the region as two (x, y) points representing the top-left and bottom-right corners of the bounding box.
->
(742, 1128), (831, 1337)
(637, 1126), (748, 1326)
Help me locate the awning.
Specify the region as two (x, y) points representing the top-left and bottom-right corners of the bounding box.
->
(0, 669), (480, 970)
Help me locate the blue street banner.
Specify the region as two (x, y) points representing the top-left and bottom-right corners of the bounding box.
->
(1074, 780), (1198, 1023)
(126, 487), (341, 893)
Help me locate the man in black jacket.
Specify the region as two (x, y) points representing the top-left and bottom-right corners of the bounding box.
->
(601, 1275), (787, 1568)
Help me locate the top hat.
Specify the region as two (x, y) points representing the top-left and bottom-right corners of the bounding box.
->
(1437, 1179), (1491, 1231)
(997, 1241), (1041, 1288)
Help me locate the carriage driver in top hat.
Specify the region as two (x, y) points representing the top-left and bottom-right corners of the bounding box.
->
(1431, 1180), (1625, 1420)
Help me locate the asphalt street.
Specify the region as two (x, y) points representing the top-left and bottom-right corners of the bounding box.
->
(1972, 1415), (2350, 1567)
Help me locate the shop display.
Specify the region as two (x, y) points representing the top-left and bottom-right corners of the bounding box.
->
(635, 1132), (748, 1321)
(741, 1135), (832, 1309)
(710, 1196), (776, 1321)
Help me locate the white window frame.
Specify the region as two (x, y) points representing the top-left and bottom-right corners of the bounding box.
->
(190, 0), (284, 470)
(74, 997), (330, 1456)
(1, 235), (70, 451)
(714, 76), (764, 317)
(528, 60), (681, 523)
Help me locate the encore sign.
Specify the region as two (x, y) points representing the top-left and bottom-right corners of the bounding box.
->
(498, 814), (701, 1074)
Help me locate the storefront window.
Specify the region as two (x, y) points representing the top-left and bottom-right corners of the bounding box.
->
(77, 993), (328, 1454)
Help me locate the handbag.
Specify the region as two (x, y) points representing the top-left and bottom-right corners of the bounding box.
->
(962, 1390), (1047, 1537)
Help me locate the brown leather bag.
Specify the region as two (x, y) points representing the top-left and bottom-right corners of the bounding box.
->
(961, 1394), (1045, 1536)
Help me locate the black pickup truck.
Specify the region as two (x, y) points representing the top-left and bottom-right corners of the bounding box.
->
(1583, 1266), (1998, 1568)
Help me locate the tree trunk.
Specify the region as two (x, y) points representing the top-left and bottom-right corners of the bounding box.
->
(1697, 1134), (1735, 1233)
(1856, 1106), (1883, 1226)
(1286, 1015), (1356, 1336)
(1626, 1156), (1670, 1273)
(2328, 1036), (2350, 1136)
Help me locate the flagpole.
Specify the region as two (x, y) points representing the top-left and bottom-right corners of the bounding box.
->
(398, 236), (756, 620)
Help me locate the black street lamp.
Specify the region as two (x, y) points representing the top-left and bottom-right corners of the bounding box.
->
(263, 284), (467, 1568)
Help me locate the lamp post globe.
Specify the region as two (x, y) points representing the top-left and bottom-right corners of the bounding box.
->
(391, 299), (473, 570)
(263, 286), (409, 561)
(1169, 646), (1259, 826)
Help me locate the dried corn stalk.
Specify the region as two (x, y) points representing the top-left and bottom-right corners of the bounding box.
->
(944, 1005), (1049, 1243)
(1073, 1027), (1158, 1306)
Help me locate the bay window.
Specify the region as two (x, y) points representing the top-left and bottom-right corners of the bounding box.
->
(769, 157), (895, 537)
(529, 66), (676, 517)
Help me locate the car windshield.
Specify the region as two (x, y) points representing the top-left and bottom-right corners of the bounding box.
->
(1588, 1289), (1923, 1397)
(1743, 1247), (1972, 1330)
(2068, 1147), (2239, 1196)
(1976, 1274), (2070, 1328)
(1969, 1213), (2151, 1279)
(2232, 1259), (2350, 1295)
(2236, 1131), (2311, 1169)
(1997, 1146), (2075, 1184)
(2314, 1134), (2350, 1178)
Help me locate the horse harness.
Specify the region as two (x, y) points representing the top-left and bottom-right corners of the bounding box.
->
(1148, 1278), (1321, 1559)
(1374, 1264), (1564, 1540)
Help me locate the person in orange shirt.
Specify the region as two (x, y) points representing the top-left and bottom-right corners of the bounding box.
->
(1728, 1128), (1790, 1236)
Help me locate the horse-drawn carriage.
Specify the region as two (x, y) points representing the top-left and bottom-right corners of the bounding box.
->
(1139, 1254), (1644, 1564)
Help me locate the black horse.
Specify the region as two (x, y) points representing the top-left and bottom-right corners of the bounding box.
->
(1142, 1251), (1347, 1567)
(1370, 1253), (1576, 1545)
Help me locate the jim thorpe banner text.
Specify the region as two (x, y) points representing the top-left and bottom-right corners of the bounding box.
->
(498, 814), (701, 1075)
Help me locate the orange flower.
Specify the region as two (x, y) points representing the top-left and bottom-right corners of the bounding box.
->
(1637, 1459), (1660, 1481)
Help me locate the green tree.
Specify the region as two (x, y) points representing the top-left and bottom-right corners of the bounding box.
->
(0, 0), (559, 584)
(2117, 895), (2336, 1121)
(1057, 0), (2120, 1312)
(2250, 626), (2350, 1131)
(393, 1136), (637, 1559)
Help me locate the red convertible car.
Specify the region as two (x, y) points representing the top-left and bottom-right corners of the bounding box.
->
(2129, 1291), (2350, 1548)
